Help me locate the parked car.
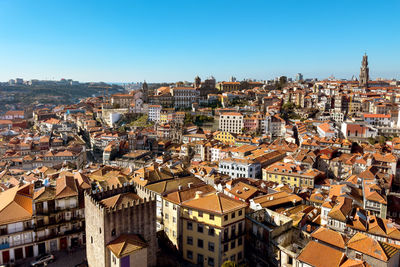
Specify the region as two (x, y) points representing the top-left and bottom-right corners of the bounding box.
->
(30, 254), (55, 266)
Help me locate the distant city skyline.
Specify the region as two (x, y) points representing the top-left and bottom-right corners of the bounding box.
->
(0, 0), (399, 82)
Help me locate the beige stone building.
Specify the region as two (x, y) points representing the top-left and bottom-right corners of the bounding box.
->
(219, 112), (244, 134)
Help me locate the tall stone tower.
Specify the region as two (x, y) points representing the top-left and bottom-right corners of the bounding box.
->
(194, 75), (201, 89)
(359, 53), (369, 88)
(85, 184), (157, 267)
(142, 80), (149, 103)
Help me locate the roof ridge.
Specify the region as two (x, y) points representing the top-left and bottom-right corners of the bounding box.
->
(118, 238), (127, 257)
(217, 193), (223, 213)
(378, 241), (396, 260)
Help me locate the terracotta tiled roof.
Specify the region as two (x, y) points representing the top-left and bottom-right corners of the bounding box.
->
(182, 192), (246, 215)
(297, 241), (346, 267)
(252, 191), (302, 208)
(227, 182), (259, 201)
(107, 234), (147, 258)
(347, 232), (399, 262)
(340, 258), (369, 267)
(0, 184), (33, 225)
(55, 176), (78, 199)
(163, 184), (216, 205)
(311, 227), (347, 249)
(100, 192), (141, 209)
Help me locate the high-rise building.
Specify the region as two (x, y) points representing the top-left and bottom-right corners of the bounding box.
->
(359, 53), (369, 87)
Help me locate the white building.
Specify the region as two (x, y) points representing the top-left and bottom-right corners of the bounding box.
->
(170, 87), (199, 108)
(330, 111), (344, 123)
(341, 122), (378, 139)
(264, 114), (285, 137)
(317, 122), (337, 138)
(218, 157), (261, 179)
(363, 113), (392, 127)
(219, 112), (244, 134)
(148, 105), (162, 122)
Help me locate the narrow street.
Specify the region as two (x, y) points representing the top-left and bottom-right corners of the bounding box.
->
(19, 248), (86, 267)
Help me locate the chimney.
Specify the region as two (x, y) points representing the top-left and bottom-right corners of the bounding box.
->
(195, 191), (202, 199)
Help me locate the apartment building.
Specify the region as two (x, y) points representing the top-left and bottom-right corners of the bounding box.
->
(148, 105), (162, 122)
(171, 87), (199, 108)
(262, 162), (324, 188)
(0, 176), (86, 266)
(264, 114), (285, 137)
(181, 192), (246, 267)
(219, 158), (261, 179)
(219, 113), (244, 134)
(162, 184), (216, 250)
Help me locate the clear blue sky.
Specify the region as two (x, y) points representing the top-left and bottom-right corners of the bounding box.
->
(0, 0), (399, 82)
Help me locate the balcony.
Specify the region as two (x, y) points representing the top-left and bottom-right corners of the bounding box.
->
(0, 243), (10, 249)
(222, 231), (245, 243)
(34, 216), (84, 231)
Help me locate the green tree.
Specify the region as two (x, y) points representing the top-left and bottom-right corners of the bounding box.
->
(184, 113), (194, 124)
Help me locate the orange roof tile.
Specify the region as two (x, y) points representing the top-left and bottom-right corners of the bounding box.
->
(297, 241), (346, 267)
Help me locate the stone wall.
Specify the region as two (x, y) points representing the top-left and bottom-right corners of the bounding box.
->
(85, 184), (157, 267)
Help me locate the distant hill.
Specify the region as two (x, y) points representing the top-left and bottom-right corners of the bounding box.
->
(0, 83), (124, 111)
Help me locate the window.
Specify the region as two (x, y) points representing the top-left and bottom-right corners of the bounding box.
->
(99, 228), (101, 234)
(224, 243), (229, 252)
(208, 242), (214, 252)
(238, 252), (242, 260)
(209, 214), (214, 220)
(238, 222), (243, 234)
(224, 215), (228, 221)
(231, 240), (236, 249)
(187, 221), (193, 230)
(91, 236), (93, 243)
(198, 224), (204, 233)
(188, 209), (193, 215)
(165, 213), (169, 220)
(173, 217), (177, 223)
(111, 229), (116, 236)
(187, 236), (193, 245)
(198, 211), (203, 217)
(238, 236), (243, 246)
(230, 255), (236, 262)
(187, 250), (193, 259)
(198, 238), (204, 248)
(231, 212), (235, 219)
(238, 210), (242, 216)
(165, 202), (169, 207)
(208, 257), (215, 267)
(208, 227), (215, 236)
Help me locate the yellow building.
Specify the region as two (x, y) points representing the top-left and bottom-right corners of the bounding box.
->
(213, 131), (237, 144)
(160, 108), (174, 124)
(181, 192), (247, 267)
(162, 184), (216, 250)
(262, 162), (324, 188)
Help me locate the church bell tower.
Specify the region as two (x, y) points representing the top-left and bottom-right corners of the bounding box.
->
(359, 53), (369, 88)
